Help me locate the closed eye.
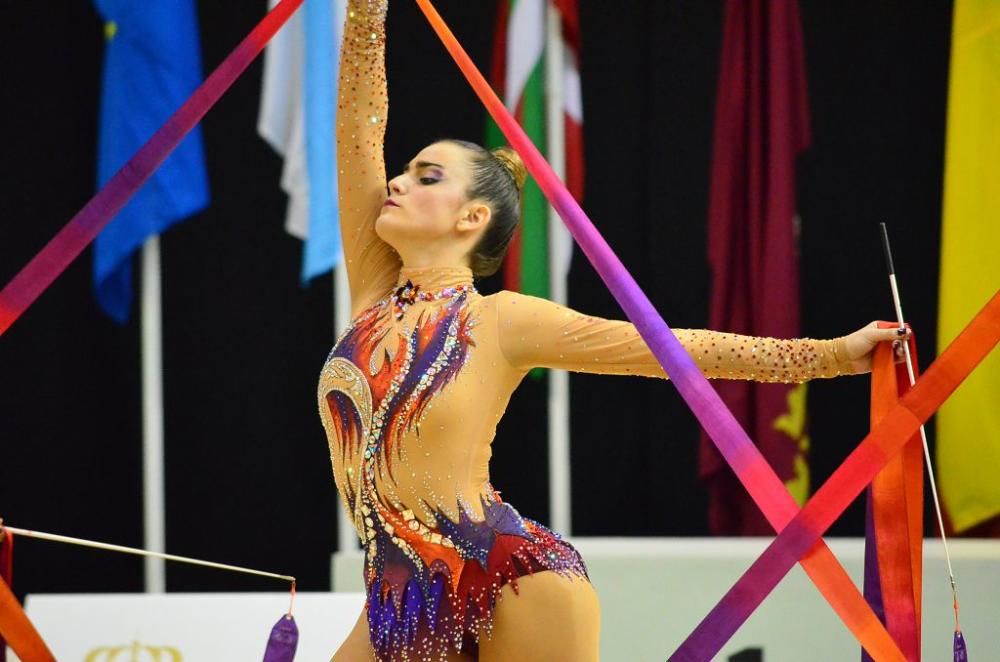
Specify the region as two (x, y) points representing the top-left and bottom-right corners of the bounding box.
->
(403, 160), (445, 174)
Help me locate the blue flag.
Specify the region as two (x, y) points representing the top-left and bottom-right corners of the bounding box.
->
(302, 0), (343, 282)
(258, 0), (344, 284)
(93, 0), (210, 322)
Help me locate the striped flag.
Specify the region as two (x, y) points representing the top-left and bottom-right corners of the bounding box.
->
(258, 0), (345, 283)
(487, 0), (584, 298)
(937, 0), (1000, 536)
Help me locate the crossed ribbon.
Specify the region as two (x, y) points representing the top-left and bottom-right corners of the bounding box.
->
(0, 1), (996, 660)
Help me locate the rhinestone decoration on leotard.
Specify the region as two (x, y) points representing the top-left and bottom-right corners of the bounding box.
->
(391, 280), (478, 320)
(319, 288), (588, 661)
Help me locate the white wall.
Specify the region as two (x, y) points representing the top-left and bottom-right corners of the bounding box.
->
(11, 592), (365, 661)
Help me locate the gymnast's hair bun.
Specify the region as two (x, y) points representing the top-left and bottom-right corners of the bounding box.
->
(491, 147), (528, 193)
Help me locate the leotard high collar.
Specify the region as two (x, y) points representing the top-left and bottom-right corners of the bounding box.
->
(395, 265), (474, 292)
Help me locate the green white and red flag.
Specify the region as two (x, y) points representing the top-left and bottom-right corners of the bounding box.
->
(487, 0), (584, 298)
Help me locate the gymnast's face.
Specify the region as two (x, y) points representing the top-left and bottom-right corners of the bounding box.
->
(376, 142), (491, 256)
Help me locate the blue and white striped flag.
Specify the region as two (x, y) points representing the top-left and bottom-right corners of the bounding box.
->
(258, 0), (345, 283)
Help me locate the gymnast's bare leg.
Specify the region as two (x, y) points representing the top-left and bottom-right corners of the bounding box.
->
(478, 571), (601, 662)
(330, 608), (372, 661)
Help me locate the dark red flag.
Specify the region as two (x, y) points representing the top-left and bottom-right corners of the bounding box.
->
(702, 0), (812, 535)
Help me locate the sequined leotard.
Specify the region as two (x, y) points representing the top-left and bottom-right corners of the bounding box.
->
(320, 3), (852, 660)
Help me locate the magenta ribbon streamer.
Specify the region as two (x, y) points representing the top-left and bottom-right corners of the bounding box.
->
(411, 3), (902, 658)
(670, 301), (999, 660)
(0, 0), (305, 336)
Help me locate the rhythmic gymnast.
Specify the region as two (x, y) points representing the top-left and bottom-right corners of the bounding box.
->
(323, 2), (907, 660)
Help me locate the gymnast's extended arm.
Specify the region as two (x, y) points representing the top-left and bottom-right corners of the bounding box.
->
(494, 290), (905, 382)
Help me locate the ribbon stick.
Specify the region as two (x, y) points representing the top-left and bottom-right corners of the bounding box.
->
(4, 526), (295, 584)
(881, 223), (966, 661)
(5, 524), (299, 661)
(412, 1), (903, 658)
(0, 0), (305, 337)
(673, 291), (999, 659)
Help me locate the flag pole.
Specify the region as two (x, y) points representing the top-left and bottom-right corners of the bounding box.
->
(333, 265), (358, 553)
(545, 0), (571, 536)
(331, 0), (356, 557)
(141, 238), (166, 593)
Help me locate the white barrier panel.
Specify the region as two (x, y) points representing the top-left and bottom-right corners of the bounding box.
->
(8, 592), (365, 661)
(332, 537), (1000, 660)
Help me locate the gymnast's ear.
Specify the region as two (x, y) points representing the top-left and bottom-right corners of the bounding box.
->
(457, 201), (492, 235)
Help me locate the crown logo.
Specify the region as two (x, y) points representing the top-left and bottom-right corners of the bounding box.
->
(85, 641), (183, 662)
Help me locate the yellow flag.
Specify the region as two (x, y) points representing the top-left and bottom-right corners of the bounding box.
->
(937, 0), (1000, 533)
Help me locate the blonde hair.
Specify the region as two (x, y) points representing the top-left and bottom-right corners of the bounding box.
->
(490, 146), (528, 191)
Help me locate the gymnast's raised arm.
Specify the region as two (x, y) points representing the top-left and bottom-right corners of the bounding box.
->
(337, 0), (401, 314)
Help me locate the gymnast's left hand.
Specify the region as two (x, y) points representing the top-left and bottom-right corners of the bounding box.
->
(842, 322), (910, 374)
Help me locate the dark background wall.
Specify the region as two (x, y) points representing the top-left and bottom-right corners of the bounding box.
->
(1, 1), (951, 597)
